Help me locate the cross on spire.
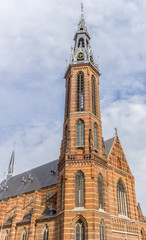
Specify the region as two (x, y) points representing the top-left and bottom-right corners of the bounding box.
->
(81, 3), (83, 13)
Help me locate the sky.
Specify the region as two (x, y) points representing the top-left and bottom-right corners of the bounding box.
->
(0, 0), (146, 215)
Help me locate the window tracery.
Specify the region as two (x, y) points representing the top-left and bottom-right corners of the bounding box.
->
(22, 228), (27, 240)
(76, 120), (84, 147)
(43, 225), (49, 240)
(100, 221), (105, 240)
(98, 174), (103, 209)
(76, 219), (85, 240)
(92, 75), (96, 115)
(94, 123), (98, 150)
(77, 72), (84, 111)
(75, 171), (84, 207)
(117, 179), (128, 216)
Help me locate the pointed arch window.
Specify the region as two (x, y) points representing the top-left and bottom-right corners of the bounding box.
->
(77, 72), (84, 112)
(4, 230), (8, 240)
(78, 38), (85, 48)
(22, 228), (27, 240)
(98, 174), (103, 209)
(117, 179), (128, 216)
(94, 123), (98, 150)
(100, 221), (105, 240)
(43, 225), (49, 240)
(92, 75), (96, 115)
(77, 120), (84, 147)
(76, 220), (85, 240)
(141, 228), (145, 240)
(75, 171), (84, 207)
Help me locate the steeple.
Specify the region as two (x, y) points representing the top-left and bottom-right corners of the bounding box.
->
(70, 4), (99, 73)
(59, 6), (106, 164)
(6, 149), (15, 181)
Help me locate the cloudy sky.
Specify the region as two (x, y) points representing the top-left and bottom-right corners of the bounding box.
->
(0, 0), (146, 214)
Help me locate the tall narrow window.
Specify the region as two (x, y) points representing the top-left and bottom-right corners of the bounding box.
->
(100, 221), (105, 240)
(75, 171), (84, 207)
(141, 228), (145, 240)
(117, 179), (128, 216)
(22, 228), (27, 240)
(5, 230), (8, 240)
(76, 220), (85, 240)
(92, 75), (96, 115)
(43, 225), (49, 240)
(77, 120), (84, 147)
(60, 176), (63, 210)
(94, 123), (98, 150)
(77, 72), (84, 111)
(98, 174), (103, 209)
(78, 38), (85, 48)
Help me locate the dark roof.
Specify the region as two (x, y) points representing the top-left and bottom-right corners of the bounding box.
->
(0, 138), (114, 200)
(0, 159), (58, 200)
(104, 137), (115, 158)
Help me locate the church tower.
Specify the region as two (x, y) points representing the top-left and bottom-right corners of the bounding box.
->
(56, 6), (108, 240)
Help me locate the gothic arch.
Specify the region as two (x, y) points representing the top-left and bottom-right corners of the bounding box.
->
(98, 173), (103, 209)
(75, 170), (85, 207)
(100, 219), (105, 240)
(117, 178), (128, 216)
(42, 224), (49, 240)
(72, 214), (88, 240)
(77, 71), (84, 112)
(141, 228), (145, 240)
(22, 227), (27, 240)
(76, 119), (84, 147)
(4, 230), (8, 240)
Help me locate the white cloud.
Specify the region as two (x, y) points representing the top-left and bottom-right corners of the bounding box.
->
(0, 0), (146, 215)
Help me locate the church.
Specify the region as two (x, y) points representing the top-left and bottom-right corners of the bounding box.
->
(0, 7), (146, 240)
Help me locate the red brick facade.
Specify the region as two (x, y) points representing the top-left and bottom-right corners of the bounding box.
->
(0, 11), (146, 240)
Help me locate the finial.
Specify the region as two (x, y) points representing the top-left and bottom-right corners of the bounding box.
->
(81, 3), (83, 13)
(115, 127), (118, 136)
(97, 56), (100, 71)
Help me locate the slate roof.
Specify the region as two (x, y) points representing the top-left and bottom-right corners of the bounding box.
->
(0, 138), (114, 200)
(104, 137), (115, 158)
(0, 159), (58, 200)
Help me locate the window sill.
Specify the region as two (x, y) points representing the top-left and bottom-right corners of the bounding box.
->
(98, 208), (105, 213)
(73, 207), (85, 211)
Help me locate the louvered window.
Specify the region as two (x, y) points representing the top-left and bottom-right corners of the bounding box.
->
(117, 179), (128, 216)
(76, 220), (85, 240)
(5, 231), (8, 240)
(22, 228), (27, 240)
(98, 174), (103, 209)
(77, 120), (84, 147)
(78, 38), (85, 48)
(77, 72), (84, 111)
(94, 123), (98, 150)
(43, 225), (49, 240)
(92, 75), (96, 115)
(100, 221), (104, 240)
(75, 171), (84, 207)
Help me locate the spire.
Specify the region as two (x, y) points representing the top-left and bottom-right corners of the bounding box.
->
(68, 5), (100, 73)
(6, 144), (15, 181)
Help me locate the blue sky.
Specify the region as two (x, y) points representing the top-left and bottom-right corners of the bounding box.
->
(0, 0), (146, 215)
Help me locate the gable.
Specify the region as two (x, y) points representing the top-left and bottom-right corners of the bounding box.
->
(107, 136), (131, 175)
